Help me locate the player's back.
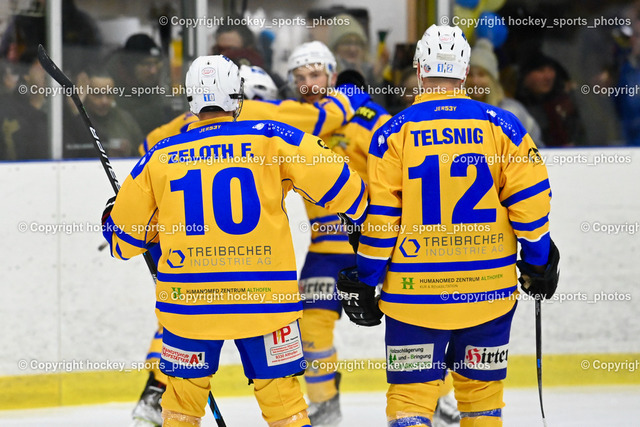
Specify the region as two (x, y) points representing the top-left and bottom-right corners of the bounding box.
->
(121, 116), (366, 340)
(364, 92), (550, 329)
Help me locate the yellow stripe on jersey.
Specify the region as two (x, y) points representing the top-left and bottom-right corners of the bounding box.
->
(358, 91), (551, 330)
(105, 116), (367, 340)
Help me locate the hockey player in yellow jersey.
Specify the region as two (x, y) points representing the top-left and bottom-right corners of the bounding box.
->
(132, 62), (374, 426)
(337, 25), (560, 427)
(130, 65), (284, 427)
(284, 41), (390, 426)
(102, 55), (367, 427)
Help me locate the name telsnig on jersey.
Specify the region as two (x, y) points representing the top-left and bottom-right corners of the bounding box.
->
(411, 127), (483, 146)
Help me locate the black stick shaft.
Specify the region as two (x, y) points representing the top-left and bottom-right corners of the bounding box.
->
(208, 391), (226, 426)
(535, 299), (548, 426)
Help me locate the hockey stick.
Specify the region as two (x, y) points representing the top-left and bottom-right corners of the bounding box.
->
(36, 44), (158, 282)
(209, 392), (227, 427)
(535, 299), (548, 426)
(37, 44), (226, 426)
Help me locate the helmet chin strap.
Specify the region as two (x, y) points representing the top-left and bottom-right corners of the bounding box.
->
(232, 77), (245, 121)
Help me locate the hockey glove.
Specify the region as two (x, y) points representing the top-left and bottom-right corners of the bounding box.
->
(337, 213), (361, 253)
(516, 239), (560, 300)
(101, 196), (116, 226)
(337, 266), (383, 326)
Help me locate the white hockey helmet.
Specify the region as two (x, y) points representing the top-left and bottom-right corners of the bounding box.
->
(414, 24), (471, 81)
(287, 41), (337, 83)
(185, 55), (244, 117)
(239, 65), (279, 100)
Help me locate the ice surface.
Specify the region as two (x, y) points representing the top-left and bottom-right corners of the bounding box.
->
(0, 386), (638, 426)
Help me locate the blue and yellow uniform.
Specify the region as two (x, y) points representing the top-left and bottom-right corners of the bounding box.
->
(139, 90), (357, 156)
(358, 91), (551, 425)
(106, 117), (367, 339)
(299, 93), (390, 404)
(105, 116), (367, 427)
(138, 112), (198, 387)
(136, 88), (362, 389)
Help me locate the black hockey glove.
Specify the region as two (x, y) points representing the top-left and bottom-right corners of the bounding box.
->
(516, 239), (560, 300)
(101, 196), (116, 226)
(337, 213), (361, 253)
(337, 267), (383, 326)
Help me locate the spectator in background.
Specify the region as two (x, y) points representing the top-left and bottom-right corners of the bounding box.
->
(0, 60), (20, 95)
(212, 23), (265, 68)
(0, 48), (48, 160)
(107, 34), (176, 135)
(327, 14), (388, 87)
(516, 52), (585, 147)
(211, 23), (289, 97)
(64, 68), (143, 158)
(467, 39), (544, 145)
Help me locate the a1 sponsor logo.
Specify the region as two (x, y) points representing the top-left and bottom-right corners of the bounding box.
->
(464, 344), (509, 370)
(161, 343), (205, 367)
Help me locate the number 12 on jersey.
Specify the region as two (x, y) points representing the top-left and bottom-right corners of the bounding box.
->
(408, 153), (496, 225)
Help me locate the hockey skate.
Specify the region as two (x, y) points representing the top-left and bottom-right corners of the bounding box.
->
(130, 372), (166, 427)
(308, 372), (342, 427)
(432, 391), (460, 427)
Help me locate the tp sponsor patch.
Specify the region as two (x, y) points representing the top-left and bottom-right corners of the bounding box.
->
(264, 321), (303, 366)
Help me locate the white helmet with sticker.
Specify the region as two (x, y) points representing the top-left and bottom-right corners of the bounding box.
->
(414, 24), (471, 81)
(185, 55), (243, 116)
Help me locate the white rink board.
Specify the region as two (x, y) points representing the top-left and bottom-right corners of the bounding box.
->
(1, 148), (639, 376)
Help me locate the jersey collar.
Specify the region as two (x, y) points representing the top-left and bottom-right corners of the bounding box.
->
(186, 116), (235, 132)
(414, 89), (470, 104)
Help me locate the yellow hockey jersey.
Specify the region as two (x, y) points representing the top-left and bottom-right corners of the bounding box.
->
(358, 91), (552, 330)
(104, 116), (367, 340)
(138, 89), (357, 155)
(305, 95), (390, 254)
